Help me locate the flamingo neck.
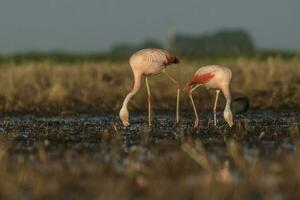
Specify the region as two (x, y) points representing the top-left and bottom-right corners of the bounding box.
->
(121, 71), (142, 113)
(222, 86), (232, 111)
(220, 85), (233, 127)
(225, 100), (231, 113)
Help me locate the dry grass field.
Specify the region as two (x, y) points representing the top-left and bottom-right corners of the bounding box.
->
(0, 56), (299, 113)
(0, 55), (299, 199)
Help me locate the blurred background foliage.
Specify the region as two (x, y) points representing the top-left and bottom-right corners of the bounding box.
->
(0, 29), (298, 65)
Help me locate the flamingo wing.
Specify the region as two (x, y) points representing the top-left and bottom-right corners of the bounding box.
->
(189, 72), (215, 86)
(133, 48), (180, 67)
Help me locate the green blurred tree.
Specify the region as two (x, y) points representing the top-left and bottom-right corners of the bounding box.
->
(111, 39), (162, 56)
(174, 29), (255, 55)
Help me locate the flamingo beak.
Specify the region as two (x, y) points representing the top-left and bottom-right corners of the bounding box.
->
(122, 120), (130, 127)
(119, 108), (130, 127)
(175, 58), (181, 64)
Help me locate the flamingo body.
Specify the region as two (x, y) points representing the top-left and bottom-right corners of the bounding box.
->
(120, 48), (180, 126)
(129, 48), (180, 75)
(189, 65), (232, 89)
(188, 65), (233, 127)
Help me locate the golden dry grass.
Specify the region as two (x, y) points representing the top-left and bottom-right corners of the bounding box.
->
(0, 56), (299, 113)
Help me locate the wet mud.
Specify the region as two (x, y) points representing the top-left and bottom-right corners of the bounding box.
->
(0, 110), (299, 199)
(0, 111), (299, 162)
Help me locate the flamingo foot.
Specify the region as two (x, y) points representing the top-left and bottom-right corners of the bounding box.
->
(193, 118), (200, 128)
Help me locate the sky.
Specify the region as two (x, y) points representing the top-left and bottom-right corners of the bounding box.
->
(0, 0), (299, 54)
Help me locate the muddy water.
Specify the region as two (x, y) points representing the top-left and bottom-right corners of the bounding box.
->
(0, 110), (299, 163)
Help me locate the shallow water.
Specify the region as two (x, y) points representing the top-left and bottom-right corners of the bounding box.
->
(0, 111), (299, 161)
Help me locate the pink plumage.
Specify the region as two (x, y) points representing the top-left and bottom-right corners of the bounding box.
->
(188, 65), (233, 128)
(129, 48), (180, 75)
(120, 48), (181, 127)
(189, 72), (215, 86)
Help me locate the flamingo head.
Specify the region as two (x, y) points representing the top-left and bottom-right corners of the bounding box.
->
(119, 107), (130, 126)
(224, 109), (233, 127)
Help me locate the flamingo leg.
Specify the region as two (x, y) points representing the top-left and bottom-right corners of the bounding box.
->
(213, 90), (220, 126)
(188, 84), (201, 128)
(145, 76), (152, 127)
(163, 71), (180, 124)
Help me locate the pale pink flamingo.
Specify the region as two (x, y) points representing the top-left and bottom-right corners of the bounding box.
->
(186, 65), (233, 128)
(119, 48), (181, 127)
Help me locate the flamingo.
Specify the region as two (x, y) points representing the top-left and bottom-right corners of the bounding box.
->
(186, 65), (233, 128)
(119, 48), (181, 127)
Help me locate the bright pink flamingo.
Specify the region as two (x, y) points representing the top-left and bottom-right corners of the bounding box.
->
(186, 65), (233, 128)
(119, 48), (181, 127)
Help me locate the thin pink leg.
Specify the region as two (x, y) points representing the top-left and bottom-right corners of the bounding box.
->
(213, 90), (220, 126)
(145, 76), (152, 126)
(189, 86), (200, 128)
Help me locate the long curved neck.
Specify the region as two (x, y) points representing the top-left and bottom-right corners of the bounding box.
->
(222, 85), (231, 111)
(121, 71), (142, 110)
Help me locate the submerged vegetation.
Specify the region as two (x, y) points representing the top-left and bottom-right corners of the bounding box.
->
(0, 55), (299, 113)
